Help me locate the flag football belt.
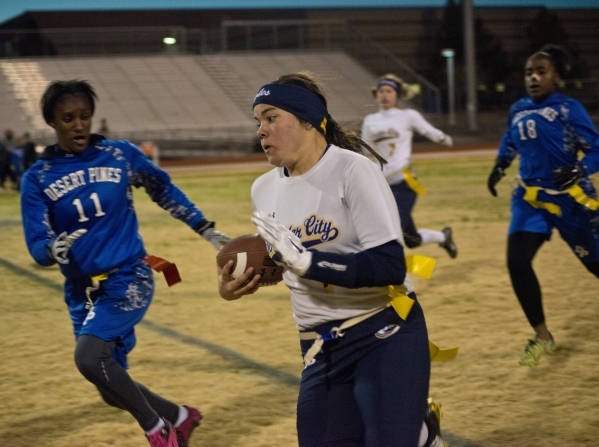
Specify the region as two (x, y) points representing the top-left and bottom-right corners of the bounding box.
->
(402, 168), (426, 195)
(143, 254), (182, 286)
(519, 177), (599, 216)
(84, 254), (181, 309)
(298, 254), (457, 365)
(85, 267), (119, 309)
(299, 290), (458, 366)
(299, 292), (416, 366)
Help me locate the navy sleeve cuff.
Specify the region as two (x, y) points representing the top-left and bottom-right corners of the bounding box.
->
(304, 240), (406, 289)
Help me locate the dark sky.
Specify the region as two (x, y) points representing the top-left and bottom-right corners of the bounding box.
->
(2, 0), (597, 25)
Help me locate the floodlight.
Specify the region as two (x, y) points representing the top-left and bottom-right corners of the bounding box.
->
(441, 49), (455, 58)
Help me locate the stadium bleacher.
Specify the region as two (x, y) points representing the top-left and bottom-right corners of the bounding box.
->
(0, 51), (380, 156)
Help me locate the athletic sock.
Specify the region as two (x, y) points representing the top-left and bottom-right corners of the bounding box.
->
(418, 229), (445, 245)
(175, 406), (189, 427)
(417, 420), (429, 447)
(145, 418), (165, 436)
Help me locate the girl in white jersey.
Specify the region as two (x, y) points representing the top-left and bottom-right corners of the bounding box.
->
(361, 74), (457, 258)
(218, 72), (448, 447)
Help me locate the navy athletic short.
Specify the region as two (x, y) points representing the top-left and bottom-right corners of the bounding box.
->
(297, 297), (430, 447)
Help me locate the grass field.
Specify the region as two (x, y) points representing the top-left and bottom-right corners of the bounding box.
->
(1, 154), (599, 447)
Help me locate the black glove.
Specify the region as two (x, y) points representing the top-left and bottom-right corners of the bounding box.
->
(487, 165), (506, 197)
(553, 163), (585, 190)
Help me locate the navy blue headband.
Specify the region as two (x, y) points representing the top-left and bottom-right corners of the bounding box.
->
(253, 83), (329, 134)
(377, 79), (402, 96)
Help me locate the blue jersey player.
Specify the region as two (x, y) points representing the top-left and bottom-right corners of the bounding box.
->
(219, 72), (448, 447)
(488, 45), (599, 367)
(20, 80), (230, 447)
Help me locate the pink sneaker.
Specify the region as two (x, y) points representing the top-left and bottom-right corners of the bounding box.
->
(146, 420), (179, 447)
(176, 406), (202, 447)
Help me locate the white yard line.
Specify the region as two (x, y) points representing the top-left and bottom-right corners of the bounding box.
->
(413, 148), (496, 160)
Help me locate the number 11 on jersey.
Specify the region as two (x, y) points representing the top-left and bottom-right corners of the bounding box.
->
(73, 192), (106, 222)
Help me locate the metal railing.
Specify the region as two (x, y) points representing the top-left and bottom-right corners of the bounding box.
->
(0, 27), (208, 57)
(340, 23), (442, 114)
(0, 20), (445, 152)
(219, 19), (342, 52)
(218, 19), (442, 113)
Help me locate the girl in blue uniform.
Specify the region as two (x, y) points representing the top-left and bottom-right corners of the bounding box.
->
(487, 45), (599, 366)
(20, 80), (230, 447)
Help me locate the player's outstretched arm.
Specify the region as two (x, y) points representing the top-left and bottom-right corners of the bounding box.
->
(438, 134), (453, 147)
(195, 219), (232, 250)
(218, 260), (262, 301)
(409, 109), (452, 146)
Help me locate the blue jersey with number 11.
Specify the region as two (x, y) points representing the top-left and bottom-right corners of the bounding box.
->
(21, 136), (205, 278)
(497, 92), (599, 190)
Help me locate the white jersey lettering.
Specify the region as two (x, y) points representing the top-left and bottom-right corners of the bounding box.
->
(88, 167), (122, 183)
(43, 169), (87, 201)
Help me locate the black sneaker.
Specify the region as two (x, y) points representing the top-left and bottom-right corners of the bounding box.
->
(439, 227), (457, 258)
(424, 400), (450, 447)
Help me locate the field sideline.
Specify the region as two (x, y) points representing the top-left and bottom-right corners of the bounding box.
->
(1, 149), (598, 447)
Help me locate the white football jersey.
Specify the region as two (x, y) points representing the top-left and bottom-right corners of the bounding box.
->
(361, 108), (446, 185)
(251, 145), (414, 330)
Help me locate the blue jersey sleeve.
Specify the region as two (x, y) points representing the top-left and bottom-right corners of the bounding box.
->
(496, 107), (518, 169)
(20, 167), (57, 266)
(565, 99), (599, 175)
(125, 142), (206, 229)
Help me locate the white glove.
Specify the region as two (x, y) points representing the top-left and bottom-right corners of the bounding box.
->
(195, 220), (231, 250)
(439, 134), (453, 147)
(49, 229), (88, 264)
(251, 211), (312, 276)
(202, 227), (232, 250)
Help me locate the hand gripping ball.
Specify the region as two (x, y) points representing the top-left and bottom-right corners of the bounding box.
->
(216, 233), (284, 286)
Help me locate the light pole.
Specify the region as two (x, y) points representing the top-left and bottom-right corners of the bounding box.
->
(442, 48), (456, 126)
(464, 0), (477, 131)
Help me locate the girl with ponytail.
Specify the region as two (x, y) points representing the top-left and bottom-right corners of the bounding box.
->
(218, 71), (448, 447)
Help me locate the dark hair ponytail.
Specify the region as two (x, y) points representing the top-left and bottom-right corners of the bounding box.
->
(537, 44), (570, 79)
(273, 72), (386, 165)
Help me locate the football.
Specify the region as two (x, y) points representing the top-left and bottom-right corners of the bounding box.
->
(216, 233), (284, 286)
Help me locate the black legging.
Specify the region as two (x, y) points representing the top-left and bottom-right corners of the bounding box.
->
(74, 334), (179, 431)
(507, 231), (599, 328)
(390, 182), (421, 248)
